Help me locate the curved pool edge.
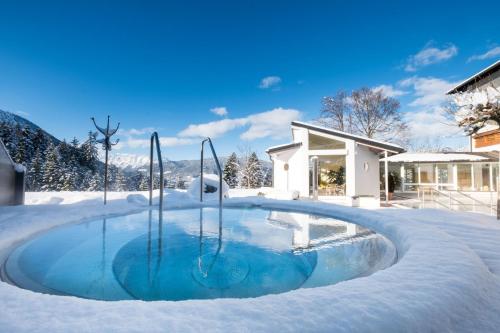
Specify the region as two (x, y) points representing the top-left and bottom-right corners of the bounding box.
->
(0, 194), (499, 332)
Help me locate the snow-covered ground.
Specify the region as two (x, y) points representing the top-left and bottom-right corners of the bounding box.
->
(1, 190), (500, 332)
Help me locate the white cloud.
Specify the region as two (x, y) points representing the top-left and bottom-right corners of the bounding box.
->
(241, 108), (301, 140)
(398, 76), (463, 145)
(210, 106), (228, 117)
(123, 136), (195, 148)
(405, 43), (458, 72)
(119, 127), (156, 136)
(178, 107), (301, 141)
(404, 107), (460, 140)
(468, 46), (500, 62)
(372, 84), (407, 98)
(259, 76), (282, 90)
(178, 118), (248, 138)
(399, 76), (457, 107)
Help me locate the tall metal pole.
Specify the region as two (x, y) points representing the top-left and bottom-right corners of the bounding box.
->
(92, 116), (120, 205)
(497, 150), (499, 219)
(200, 140), (204, 202)
(385, 150), (389, 205)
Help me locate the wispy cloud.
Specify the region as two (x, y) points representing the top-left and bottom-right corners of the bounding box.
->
(399, 76), (460, 141)
(118, 127), (156, 136)
(117, 127), (195, 149)
(372, 84), (407, 98)
(210, 106), (228, 117)
(399, 76), (457, 107)
(178, 118), (248, 138)
(178, 107), (301, 140)
(259, 76), (282, 90)
(404, 42), (458, 72)
(468, 46), (500, 62)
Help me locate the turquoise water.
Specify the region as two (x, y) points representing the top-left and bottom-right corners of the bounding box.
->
(2, 207), (396, 301)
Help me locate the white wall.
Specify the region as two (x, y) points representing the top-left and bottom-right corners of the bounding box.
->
(354, 144), (380, 198)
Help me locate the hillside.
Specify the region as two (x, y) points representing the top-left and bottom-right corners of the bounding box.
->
(0, 109), (272, 190)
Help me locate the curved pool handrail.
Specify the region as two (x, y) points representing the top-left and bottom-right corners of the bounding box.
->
(149, 132), (164, 209)
(200, 137), (223, 208)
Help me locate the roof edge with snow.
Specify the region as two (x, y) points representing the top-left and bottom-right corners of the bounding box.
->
(446, 60), (500, 94)
(266, 142), (302, 154)
(291, 121), (405, 154)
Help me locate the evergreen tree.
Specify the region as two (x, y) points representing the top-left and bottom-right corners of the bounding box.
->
(87, 172), (102, 191)
(223, 152), (239, 188)
(28, 148), (44, 191)
(81, 131), (99, 172)
(239, 152), (263, 188)
(114, 169), (127, 191)
(139, 174), (150, 191)
(41, 143), (62, 191)
(13, 125), (27, 164)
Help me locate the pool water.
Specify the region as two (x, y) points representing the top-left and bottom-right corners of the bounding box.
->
(2, 207), (396, 301)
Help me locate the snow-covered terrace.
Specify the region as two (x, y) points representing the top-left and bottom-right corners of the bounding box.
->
(1, 190), (500, 332)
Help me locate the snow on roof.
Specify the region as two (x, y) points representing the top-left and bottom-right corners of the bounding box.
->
(447, 60), (500, 94)
(266, 142), (302, 154)
(382, 152), (495, 163)
(291, 121), (405, 153)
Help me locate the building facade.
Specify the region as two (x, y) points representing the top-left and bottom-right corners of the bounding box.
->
(387, 60), (500, 195)
(266, 121), (404, 207)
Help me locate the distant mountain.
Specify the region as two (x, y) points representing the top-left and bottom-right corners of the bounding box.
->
(1, 109), (272, 190)
(0, 109), (60, 146)
(108, 153), (272, 179)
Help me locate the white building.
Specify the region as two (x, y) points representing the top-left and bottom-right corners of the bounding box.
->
(266, 121), (404, 207)
(386, 60), (500, 195)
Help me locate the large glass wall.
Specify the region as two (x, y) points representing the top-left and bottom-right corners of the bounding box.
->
(419, 164), (434, 183)
(308, 133), (345, 150)
(309, 155), (346, 196)
(395, 161), (497, 192)
(457, 164), (472, 191)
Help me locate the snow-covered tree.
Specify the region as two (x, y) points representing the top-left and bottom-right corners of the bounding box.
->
(87, 172), (102, 191)
(114, 168), (127, 191)
(223, 152), (239, 188)
(239, 152), (263, 188)
(139, 174), (150, 191)
(452, 85), (500, 135)
(81, 131), (99, 172)
(13, 125), (28, 164)
(28, 148), (44, 191)
(41, 143), (62, 191)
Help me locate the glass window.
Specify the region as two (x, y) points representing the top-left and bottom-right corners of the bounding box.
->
(457, 164), (472, 191)
(473, 163), (492, 191)
(316, 155), (346, 196)
(419, 164), (434, 183)
(437, 164), (454, 183)
(308, 133), (346, 150)
(403, 163), (417, 183)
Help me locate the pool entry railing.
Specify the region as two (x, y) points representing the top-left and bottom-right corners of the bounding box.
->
(149, 132), (164, 210)
(200, 137), (223, 208)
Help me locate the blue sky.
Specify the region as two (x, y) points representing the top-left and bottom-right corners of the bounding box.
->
(0, 1), (499, 160)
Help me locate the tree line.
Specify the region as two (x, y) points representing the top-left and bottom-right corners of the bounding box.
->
(223, 151), (271, 188)
(0, 121), (145, 191)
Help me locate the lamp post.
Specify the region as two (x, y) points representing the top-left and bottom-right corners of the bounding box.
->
(92, 116), (120, 205)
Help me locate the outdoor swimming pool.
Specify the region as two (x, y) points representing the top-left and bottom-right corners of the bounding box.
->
(1, 207), (396, 301)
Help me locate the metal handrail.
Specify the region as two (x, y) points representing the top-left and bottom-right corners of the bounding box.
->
(149, 132), (164, 209)
(200, 137), (223, 208)
(456, 190), (497, 212)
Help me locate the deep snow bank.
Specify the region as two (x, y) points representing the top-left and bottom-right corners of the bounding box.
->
(0, 191), (499, 332)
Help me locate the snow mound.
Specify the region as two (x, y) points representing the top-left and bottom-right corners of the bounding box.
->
(126, 194), (148, 205)
(187, 174), (229, 200)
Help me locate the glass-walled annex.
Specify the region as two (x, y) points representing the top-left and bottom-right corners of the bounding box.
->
(308, 133), (347, 197)
(389, 162), (499, 192)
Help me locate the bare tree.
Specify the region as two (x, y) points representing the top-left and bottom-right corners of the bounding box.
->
(350, 87), (407, 143)
(318, 87), (408, 146)
(319, 91), (353, 132)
